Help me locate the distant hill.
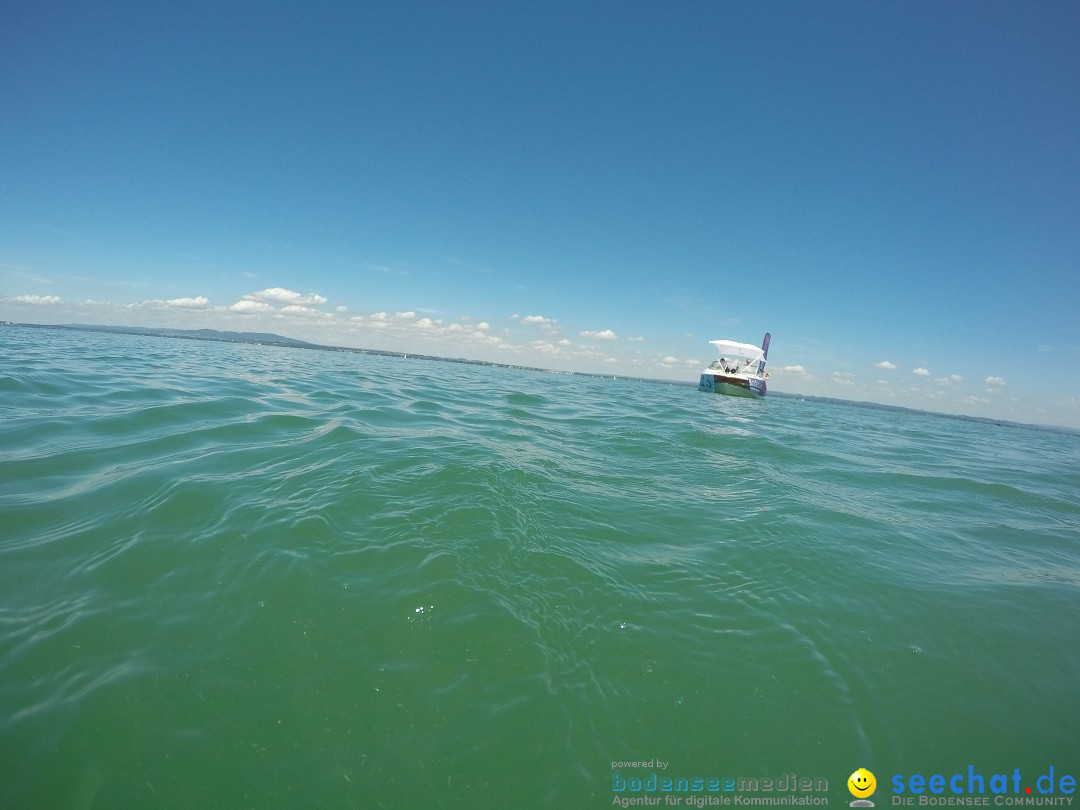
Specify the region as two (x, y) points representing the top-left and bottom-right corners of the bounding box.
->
(45, 323), (315, 347)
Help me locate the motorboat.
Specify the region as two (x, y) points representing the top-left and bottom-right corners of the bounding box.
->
(698, 333), (771, 398)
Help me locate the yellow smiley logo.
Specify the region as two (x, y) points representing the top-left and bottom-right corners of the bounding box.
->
(848, 768), (877, 798)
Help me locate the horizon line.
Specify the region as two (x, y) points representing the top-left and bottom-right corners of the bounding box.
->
(6, 320), (1077, 437)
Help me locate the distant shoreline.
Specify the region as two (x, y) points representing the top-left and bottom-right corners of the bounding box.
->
(5, 320), (690, 385)
(5, 320), (1076, 436)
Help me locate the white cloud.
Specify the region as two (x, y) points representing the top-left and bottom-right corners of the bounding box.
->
(450, 319), (489, 334)
(579, 329), (618, 341)
(166, 296), (209, 308)
(11, 294), (62, 305)
(529, 340), (560, 354)
(280, 304), (328, 318)
(985, 376), (1006, 386)
(243, 287), (327, 306)
(520, 314), (558, 328)
(229, 299), (275, 313)
(628, 336), (644, 342)
(229, 288), (327, 314)
(913, 367), (931, 376)
(655, 355), (697, 368)
(875, 360), (897, 370)
(518, 314), (560, 335)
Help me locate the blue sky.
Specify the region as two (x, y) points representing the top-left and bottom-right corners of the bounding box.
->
(2, 1), (1078, 427)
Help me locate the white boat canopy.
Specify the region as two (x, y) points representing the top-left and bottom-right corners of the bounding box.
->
(709, 339), (764, 359)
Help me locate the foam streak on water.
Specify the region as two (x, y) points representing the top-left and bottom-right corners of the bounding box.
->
(1, 326), (1078, 807)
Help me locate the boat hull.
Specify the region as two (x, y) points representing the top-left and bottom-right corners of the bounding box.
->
(698, 372), (766, 398)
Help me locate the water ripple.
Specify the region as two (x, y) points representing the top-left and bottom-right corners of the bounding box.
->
(2, 326), (1079, 807)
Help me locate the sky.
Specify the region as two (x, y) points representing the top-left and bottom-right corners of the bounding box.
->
(2, 0), (1079, 428)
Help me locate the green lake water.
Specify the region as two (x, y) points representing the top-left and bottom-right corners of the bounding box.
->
(2, 326), (1077, 808)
